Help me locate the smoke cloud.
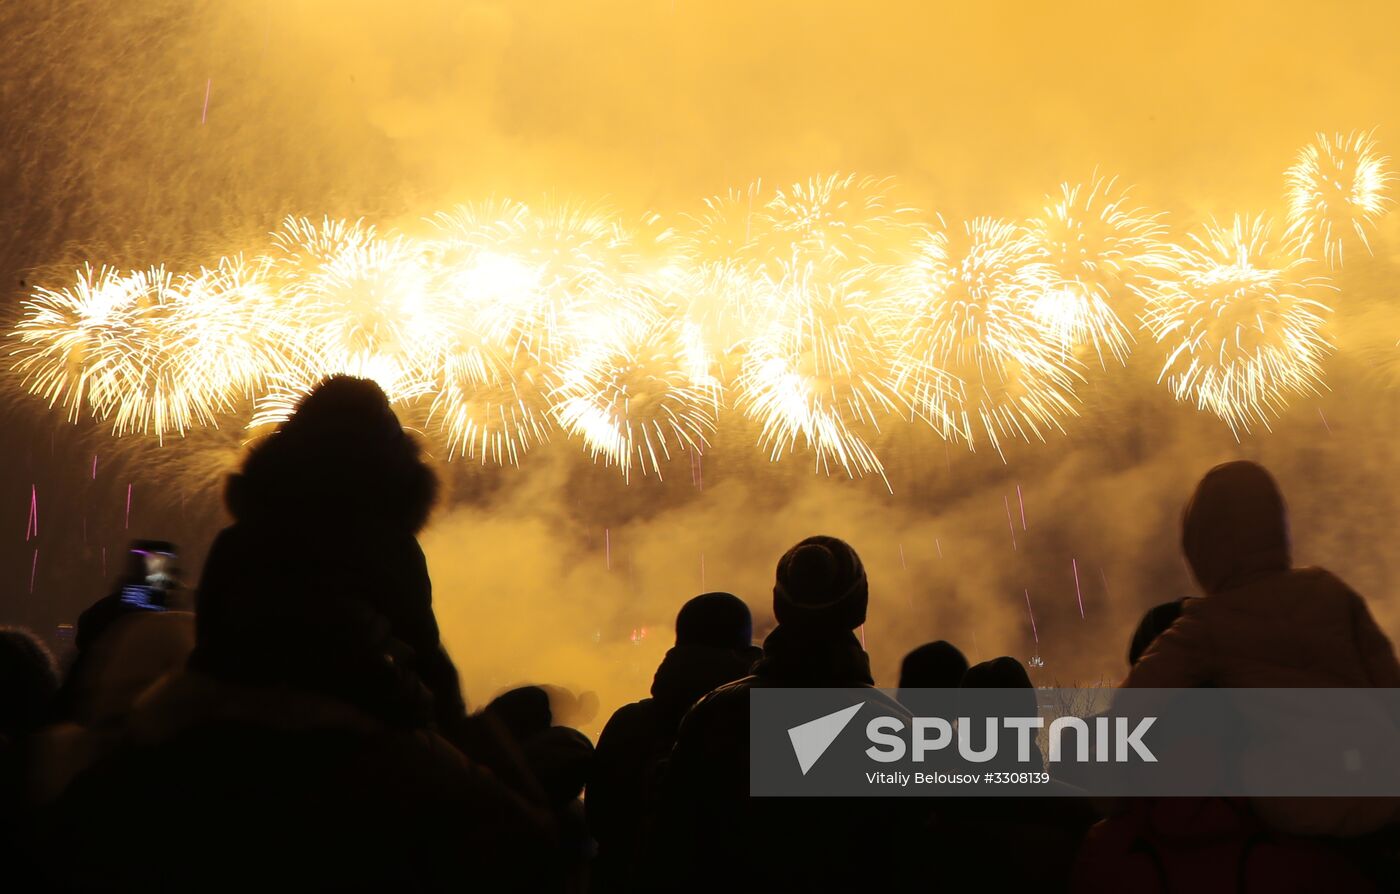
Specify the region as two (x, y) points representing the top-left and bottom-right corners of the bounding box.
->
(4, 1), (1400, 732)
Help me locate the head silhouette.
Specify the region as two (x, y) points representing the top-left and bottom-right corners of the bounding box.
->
(772, 536), (868, 634)
(230, 375), (438, 533)
(0, 627), (59, 740)
(960, 655), (1038, 720)
(899, 640), (969, 691)
(279, 374), (403, 444)
(1181, 460), (1290, 594)
(675, 592), (753, 650)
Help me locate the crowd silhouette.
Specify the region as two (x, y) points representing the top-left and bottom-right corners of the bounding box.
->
(2, 376), (1399, 892)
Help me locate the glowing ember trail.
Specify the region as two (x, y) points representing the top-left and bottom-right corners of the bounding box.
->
(1004, 495), (1018, 550)
(1024, 588), (1039, 643)
(1072, 557), (1085, 618)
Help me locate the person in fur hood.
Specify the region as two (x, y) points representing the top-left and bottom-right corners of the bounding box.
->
(191, 375), (466, 737)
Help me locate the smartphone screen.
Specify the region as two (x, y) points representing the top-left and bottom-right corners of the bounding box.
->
(142, 550), (176, 587)
(126, 542), (178, 608)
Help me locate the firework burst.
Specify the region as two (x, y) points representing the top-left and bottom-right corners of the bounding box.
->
(13, 264), (141, 422)
(1026, 174), (1167, 364)
(890, 217), (1081, 456)
(12, 265), (237, 438)
(726, 174), (917, 477)
(1284, 129), (1393, 267)
(427, 345), (551, 467)
(736, 259), (900, 479)
(756, 172), (917, 268)
(1141, 214), (1335, 433)
(672, 183), (773, 384)
(176, 254), (283, 401)
(441, 201), (644, 366)
(552, 317), (718, 481)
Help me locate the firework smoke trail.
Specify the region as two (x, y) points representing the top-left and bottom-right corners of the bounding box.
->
(889, 217), (1082, 458)
(1140, 214), (1335, 434)
(1026, 174), (1168, 365)
(1284, 129), (1393, 267)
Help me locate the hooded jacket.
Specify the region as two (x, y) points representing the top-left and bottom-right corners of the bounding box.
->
(1123, 461), (1400, 690)
(192, 377), (466, 737)
(1122, 461), (1400, 836)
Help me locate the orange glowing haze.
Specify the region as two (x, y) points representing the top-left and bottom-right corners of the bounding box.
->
(7, 1), (1400, 719)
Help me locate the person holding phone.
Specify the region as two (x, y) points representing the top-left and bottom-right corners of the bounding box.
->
(74, 540), (181, 653)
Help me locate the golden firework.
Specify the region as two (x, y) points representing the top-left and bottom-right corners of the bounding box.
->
(1026, 174), (1167, 364)
(890, 217), (1081, 457)
(1141, 214), (1334, 433)
(552, 316), (718, 481)
(14, 266), (232, 438)
(1284, 129), (1393, 267)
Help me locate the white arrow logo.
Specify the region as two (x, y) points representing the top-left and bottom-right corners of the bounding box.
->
(787, 702), (864, 775)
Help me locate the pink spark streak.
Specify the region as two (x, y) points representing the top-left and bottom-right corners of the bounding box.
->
(1072, 558), (1085, 619)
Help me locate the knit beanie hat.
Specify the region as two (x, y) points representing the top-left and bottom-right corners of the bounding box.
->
(772, 536), (868, 633)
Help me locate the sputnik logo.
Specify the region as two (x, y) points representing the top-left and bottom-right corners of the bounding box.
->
(787, 702), (864, 775)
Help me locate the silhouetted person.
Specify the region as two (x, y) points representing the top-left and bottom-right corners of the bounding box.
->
(72, 540), (181, 653)
(927, 655), (1092, 891)
(1123, 460), (1400, 838)
(0, 628), (58, 747)
(588, 592), (760, 891)
(959, 655), (1043, 771)
(27, 611), (197, 809)
(897, 639), (968, 700)
(51, 541), (183, 723)
(40, 558), (557, 891)
(0, 628), (58, 894)
(192, 375), (467, 736)
(1074, 596), (1376, 893)
(1124, 461), (1399, 690)
(659, 537), (917, 890)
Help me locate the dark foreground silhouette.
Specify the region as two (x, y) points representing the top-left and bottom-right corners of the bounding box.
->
(2, 382), (1397, 892)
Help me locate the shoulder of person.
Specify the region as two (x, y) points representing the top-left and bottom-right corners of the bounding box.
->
(599, 698), (657, 735)
(677, 675), (757, 727)
(1288, 565), (1350, 588)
